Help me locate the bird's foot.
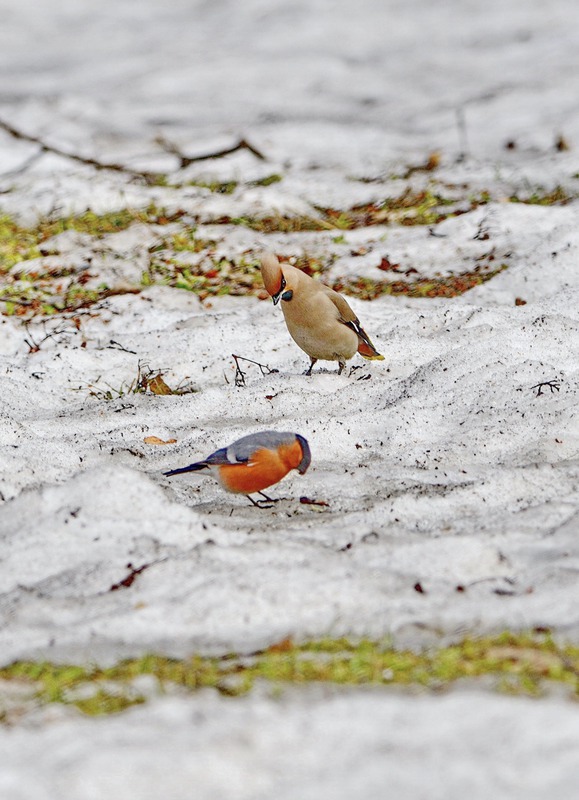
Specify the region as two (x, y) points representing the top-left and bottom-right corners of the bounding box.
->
(246, 495), (275, 509)
(257, 491), (280, 503)
(304, 358), (317, 376)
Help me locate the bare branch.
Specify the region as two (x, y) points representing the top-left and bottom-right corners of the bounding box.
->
(0, 117), (159, 183)
(156, 135), (266, 168)
(0, 118), (266, 185)
(231, 353), (279, 387)
(530, 379), (561, 397)
(23, 322), (76, 353)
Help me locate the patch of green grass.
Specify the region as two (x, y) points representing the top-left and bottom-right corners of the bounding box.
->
(0, 278), (140, 318)
(215, 190), (486, 233)
(210, 183), (576, 234)
(143, 248), (504, 303)
(1, 632), (577, 720)
(0, 206), (189, 272)
(321, 189), (458, 229)
(73, 688), (147, 716)
(225, 214), (336, 232)
(144, 254), (265, 302)
(0, 206), (194, 317)
(148, 228), (215, 256)
(250, 174), (283, 187)
(333, 263), (508, 300)
(34, 205), (188, 243)
(508, 186), (573, 206)
(184, 174), (283, 193)
(0, 184), (520, 319)
(0, 215), (41, 272)
(186, 180), (239, 194)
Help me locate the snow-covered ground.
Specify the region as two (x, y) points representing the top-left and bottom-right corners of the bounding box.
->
(1, 1), (579, 797)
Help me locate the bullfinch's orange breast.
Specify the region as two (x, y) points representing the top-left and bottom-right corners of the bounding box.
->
(217, 440), (304, 494)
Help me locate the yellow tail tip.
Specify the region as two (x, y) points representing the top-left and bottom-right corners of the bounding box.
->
(361, 353), (385, 361)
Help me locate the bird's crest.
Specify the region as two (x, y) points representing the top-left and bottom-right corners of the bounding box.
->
(260, 252), (285, 298)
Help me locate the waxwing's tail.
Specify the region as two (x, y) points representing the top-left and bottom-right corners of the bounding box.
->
(356, 327), (385, 361)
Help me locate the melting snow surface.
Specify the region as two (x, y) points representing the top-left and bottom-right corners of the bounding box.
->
(1, 1), (579, 798)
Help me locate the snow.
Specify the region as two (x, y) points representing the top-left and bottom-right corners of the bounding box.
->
(1, 0), (579, 797)
(1, 689), (578, 800)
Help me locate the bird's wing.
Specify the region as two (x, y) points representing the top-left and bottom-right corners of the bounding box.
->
(165, 444), (251, 476)
(320, 284), (358, 323)
(227, 431), (297, 463)
(204, 446), (235, 466)
(321, 285), (380, 351)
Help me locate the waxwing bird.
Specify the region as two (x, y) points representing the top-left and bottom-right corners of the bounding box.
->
(260, 252), (384, 375)
(163, 431), (311, 507)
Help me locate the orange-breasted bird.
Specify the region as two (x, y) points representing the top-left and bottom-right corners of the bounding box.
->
(260, 252), (384, 375)
(163, 431), (311, 507)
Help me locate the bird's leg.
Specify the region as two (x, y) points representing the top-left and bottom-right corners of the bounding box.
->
(246, 495), (274, 509)
(304, 358), (317, 376)
(257, 491), (279, 503)
(337, 361), (346, 375)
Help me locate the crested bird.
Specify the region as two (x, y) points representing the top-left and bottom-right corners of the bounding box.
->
(260, 252), (384, 375)
(163, 430), (311, 507)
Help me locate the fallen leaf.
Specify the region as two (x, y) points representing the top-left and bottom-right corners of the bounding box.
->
(148, 374), (173, 395)
(267, 636), (294, 653)
(144, 436), (177, 445)
(425, 151), (441, 170)
(377, 257), (400, 272)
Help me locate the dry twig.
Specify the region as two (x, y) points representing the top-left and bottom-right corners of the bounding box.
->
(231, 354), (279, 387)
(0, 117), (265, 184)
(155, 135), (266, 167)
(530, 379), (561, 397)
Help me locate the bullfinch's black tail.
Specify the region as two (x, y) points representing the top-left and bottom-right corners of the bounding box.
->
(163, 462), (208, 477)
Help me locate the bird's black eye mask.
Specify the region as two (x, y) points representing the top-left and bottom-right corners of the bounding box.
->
(273, 275), (288, 305)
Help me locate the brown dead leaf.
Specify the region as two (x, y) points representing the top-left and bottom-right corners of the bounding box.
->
(377, 257), (401, 272)
(267, 636), (294, 653)
(148, 374), (173, 395)
(425, 151), (441, 170)
(144, 436), (177, 445)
